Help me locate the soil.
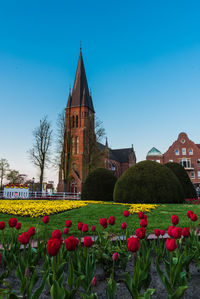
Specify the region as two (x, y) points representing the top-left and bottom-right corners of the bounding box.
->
(0, 257), (200, 298)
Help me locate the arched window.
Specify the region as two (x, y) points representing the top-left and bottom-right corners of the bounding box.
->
(76, 115), (78, 127)
(76, 137), (79, 154)
(72, 116), (75, 128)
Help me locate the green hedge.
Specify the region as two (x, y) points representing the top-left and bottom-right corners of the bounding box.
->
(81, 168), (117, 201)
(113, 160), (184, 204)
(165, 162), (196, 198)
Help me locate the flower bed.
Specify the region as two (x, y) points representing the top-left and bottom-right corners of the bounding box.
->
(0, 200), (158, 217)
(0, 209), (199, 298)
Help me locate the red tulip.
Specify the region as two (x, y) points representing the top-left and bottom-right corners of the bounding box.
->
(84, 236), (93, 247)
(66, 220), (72, 227)
(91, 225), (96, 232)
(121, 222), (127, 230)
(167, 226), (175, 237)
(92, 276), (97, 286)
(136, 227), (146, 239)
(15, 222), (22, 230)
(182, 227), (190, 237)
(108, 216), (115, 226)
(64, 227), (69, 234)
(100, 218), (107, 229)
(166, 238), (177, 251)
(190, 214), (198, 222)
(154, 229), (160, 237)
(160, 229), (165, 236)
(9, 218), (17, 228)
(51, 229), (62, 240)
(47, 237), (61, 256)
(42, 216), (49, 224)
(171, 227), (182, 239)
(77, 222), (83, 230)
(171, 215), (179, 225)
(18, 232), (30, 245)
(138, 211), (145, 219)
(140, 219), (147, 227)
(27, 226), (35, 236)
(187, 210), (194, 218)
(0, 221), (5, 230)
(82, 224), (89, 233)
(64, 236), (79, 251)
(112, 252), (119, 261)
(123, 210), (130, 217)
(127, 237), (140, 252)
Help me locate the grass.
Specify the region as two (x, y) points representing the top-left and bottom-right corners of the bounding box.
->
(0, 203), (200, 240)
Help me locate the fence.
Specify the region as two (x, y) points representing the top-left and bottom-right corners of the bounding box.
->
(0, 191), (81, 200)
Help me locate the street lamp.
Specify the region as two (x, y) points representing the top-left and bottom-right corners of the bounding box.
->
(31, 177), (35, 197)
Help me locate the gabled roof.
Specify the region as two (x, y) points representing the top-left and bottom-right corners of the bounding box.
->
(98, 142), (135, 163)
(67, 50), (95, 112)
(147, 147), (162, 156)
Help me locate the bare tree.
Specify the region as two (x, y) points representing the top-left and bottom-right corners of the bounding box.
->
(29, 116), (53, 191)
(84, 116), (106, 174)
(0, 158), (9, 189)
(56, 109), (72, 192)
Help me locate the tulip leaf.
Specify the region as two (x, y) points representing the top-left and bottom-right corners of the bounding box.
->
(31, 271), (48, 299)
(171, 285), (188, 299)
(50, 280), (65, 299)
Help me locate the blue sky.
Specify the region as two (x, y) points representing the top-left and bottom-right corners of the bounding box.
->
(1, 0), (200, 185)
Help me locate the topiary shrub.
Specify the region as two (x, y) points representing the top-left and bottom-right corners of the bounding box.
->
(165, 162), (196, 199)
(81, 168), (117, 201)
(113, 160), (184, 204)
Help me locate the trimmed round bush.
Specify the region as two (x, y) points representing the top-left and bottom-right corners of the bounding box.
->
(81, 168), (117, 201)
(113, 160), (184, 204)
(165, 162), (196, 199)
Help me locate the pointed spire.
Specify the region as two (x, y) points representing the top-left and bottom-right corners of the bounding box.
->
(105, 137), (108, 148)
(67, 50), (95, 112)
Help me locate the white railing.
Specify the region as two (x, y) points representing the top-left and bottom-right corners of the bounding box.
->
(0, 191), (81, 200)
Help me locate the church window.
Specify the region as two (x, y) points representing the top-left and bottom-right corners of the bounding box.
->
(72, 137), (75, 154)
(76, 116), (78, 127)
(76, 137), (79, 153)
(72, 116), (75, 128)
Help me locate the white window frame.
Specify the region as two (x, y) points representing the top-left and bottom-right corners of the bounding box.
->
(191, 171), (195, 179)
(188, 149), (193, 155)
(175, 149), (179, 155)
(182, 148), (186, 155)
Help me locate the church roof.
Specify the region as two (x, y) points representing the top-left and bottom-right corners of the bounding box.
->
(147, 147), (162, 156)
(67, 50), (95, 112)
(98, 142), (135, 163)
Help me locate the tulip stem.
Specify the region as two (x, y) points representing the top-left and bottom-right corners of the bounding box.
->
(53, 256), (56, 281)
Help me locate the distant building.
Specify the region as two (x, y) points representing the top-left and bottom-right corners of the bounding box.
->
(146, 132), (200, 186)
(57, 50), (136, 193)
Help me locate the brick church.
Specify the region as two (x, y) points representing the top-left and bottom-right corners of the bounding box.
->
(57, 50), (136, 193)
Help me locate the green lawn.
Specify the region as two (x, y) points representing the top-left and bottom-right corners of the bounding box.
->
(0, 203), (200, 240)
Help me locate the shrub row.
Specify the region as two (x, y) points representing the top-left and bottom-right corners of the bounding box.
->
(81, 161), (196, 204)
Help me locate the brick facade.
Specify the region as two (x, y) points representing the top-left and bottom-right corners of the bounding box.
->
(146, 132), (200, 186)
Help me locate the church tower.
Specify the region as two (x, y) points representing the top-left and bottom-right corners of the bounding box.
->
(57, 49), (95, 193)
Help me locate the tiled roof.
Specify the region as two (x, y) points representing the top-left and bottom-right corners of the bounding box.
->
(98, 142), (134, 163)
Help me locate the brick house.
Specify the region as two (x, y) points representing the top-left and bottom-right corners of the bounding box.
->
(146, 132), (200, 186)
(57, 50), (136, 193)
